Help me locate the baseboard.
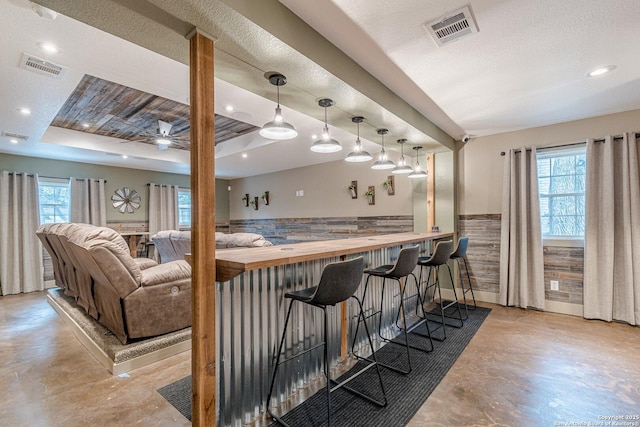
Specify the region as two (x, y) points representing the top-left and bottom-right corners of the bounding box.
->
(47, 293), (191, 375)
(545, 300), (584, 317)
(439, 288), (583, 317)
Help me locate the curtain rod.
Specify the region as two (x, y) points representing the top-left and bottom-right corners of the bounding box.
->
(147, 183), (186, 188)
(2, 173), (107, 183)
(500, 134), (632, 156)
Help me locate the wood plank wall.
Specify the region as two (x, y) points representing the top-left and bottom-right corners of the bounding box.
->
(458, 214), (584, 305)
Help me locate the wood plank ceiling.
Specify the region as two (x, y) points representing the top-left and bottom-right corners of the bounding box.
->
(51, 75), (258, 150)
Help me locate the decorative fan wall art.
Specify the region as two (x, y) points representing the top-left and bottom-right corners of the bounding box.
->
(111, 187), (141, 213)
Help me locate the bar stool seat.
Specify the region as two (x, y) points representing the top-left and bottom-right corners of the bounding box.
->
(450, 237), (476, 319)
(418, 240), (464, 341)
(352, 245), (433, 376)
(266, 256), (386, 427)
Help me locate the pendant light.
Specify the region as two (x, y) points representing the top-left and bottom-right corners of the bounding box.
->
(345, 116), (372, 162)
(392, 139), (413, 174)
(371, 128), (395, 170)
(408, 146), (428, 179)
(259, 73), (298, 140)
(310, 98), (342, 153)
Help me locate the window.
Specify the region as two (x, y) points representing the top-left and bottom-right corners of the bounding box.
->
(178, 188), (191, 227)
(537, 147), (586, 238)
(38, 178), (71, 224)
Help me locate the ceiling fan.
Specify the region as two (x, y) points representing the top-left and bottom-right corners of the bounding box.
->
(103, 117), (190, 150)
(155, 119), (178, 150)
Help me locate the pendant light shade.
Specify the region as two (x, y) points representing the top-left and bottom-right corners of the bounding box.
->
(345, 116), (372, 162)
(259, 73), (298, 140)
(408, 146), (428, 179)
(371, 128), (395, 170)
(392, 139), (413, 174)
(311, 98), (342, 153)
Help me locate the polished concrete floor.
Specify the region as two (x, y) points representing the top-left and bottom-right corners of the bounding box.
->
(1, 291), (638, 426)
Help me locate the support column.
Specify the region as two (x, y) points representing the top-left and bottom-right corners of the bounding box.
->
(427, 153), (436, 230)
(189, 30), (217, 427)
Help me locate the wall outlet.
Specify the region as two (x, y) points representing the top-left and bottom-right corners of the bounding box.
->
(295, 190), (304, 197)
(550, 280), (559, 291)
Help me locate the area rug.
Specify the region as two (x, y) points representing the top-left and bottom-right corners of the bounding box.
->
(47, 288), (190, 369)
(158, 306), (491, 426)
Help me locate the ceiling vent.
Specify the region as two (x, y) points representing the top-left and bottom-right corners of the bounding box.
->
(424, 5), (479, 47)
(19, 53), (67, 79)
(2, 131), (29, 141)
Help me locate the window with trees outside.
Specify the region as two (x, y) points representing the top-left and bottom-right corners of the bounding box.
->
(537, 147), (586, 238)
(178, 188), (191, 227)
(38, 178), (71, 224)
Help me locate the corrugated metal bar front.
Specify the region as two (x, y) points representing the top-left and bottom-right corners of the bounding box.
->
(215, 239), (434, 426)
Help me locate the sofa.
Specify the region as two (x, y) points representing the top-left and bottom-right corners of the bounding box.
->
(151, 230), (272, 263)
(37, 223), (191, 343)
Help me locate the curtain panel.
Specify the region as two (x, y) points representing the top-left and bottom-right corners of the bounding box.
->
(584, 133), (640, 325)
(499, 147), (545, 310)
(148, 183), (179, 236)
(70, 177), (107, 226)
(0, 171), (44, 295)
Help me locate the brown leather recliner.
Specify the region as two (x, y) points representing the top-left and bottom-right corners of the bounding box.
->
(38, 223), (191, 343)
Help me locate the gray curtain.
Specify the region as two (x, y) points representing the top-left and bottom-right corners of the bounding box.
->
(70, 177), (107, 226)
(0, 171), (44, 295)
(584, 134), (640, 325)
(499, 147), (545, 309)
(148, 183), (179, 236)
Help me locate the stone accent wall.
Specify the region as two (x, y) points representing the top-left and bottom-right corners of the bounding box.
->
(230, 215), (413, 245)
(458, 214), (584, 305)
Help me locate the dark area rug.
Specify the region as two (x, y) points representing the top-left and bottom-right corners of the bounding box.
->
(158, 305), (491, 426)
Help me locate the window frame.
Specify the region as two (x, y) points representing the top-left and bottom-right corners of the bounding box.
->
(536, 146), (586, 247)
(178, 187), (192, 228)
(38, 177), (71, 224)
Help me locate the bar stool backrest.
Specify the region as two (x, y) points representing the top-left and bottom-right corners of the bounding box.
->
(429, 240), (454, 265)
(308, 256), (365, 306)
(387, 245), (420, 277)
(450, 237), (468, 259)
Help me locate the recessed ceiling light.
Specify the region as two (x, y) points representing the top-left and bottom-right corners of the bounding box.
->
(18, 107), (31, 115)
(122, 154), (128, 159)
(242, 153), (248, 158)
(37, 42), (60, 54)
(81, 123), (90, 128)
(587, 65), (616, 77)
(224, 105), (234, 112)
(10, 139), (18, 144)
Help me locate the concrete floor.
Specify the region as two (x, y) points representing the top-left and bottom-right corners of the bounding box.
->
(1, 292), (638, 426)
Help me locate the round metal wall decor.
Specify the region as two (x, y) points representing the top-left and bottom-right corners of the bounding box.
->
(111, 187), (141, 214)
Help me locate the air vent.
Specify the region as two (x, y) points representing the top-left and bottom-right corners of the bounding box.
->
(424, 5), (479, 47)
(19, 53), (67, 79)
(2, 131), (29, 141)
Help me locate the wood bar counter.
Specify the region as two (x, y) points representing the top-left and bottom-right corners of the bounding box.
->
(188, 231), (452, 425)
(212, 231), (452, 282)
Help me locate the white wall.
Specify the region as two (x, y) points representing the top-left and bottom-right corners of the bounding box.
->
(459, 108), (640, 214)
(230, 155), (414, 219)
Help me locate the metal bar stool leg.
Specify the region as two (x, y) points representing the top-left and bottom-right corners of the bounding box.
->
(323, 307), (331, 427)
(266, 300), (296, 427)
(460, 256), (477, 310)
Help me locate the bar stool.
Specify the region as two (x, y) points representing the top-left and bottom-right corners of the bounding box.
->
(352, 245), (432, 375)
(266, 257), (386, 427)
(450, 237), (476, 319)
(417, 240), (464, 341)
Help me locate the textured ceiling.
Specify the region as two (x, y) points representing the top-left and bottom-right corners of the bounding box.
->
(280, 0), (640, 138)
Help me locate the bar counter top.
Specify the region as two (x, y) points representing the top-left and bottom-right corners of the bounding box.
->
(201, 231), (453, 282)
